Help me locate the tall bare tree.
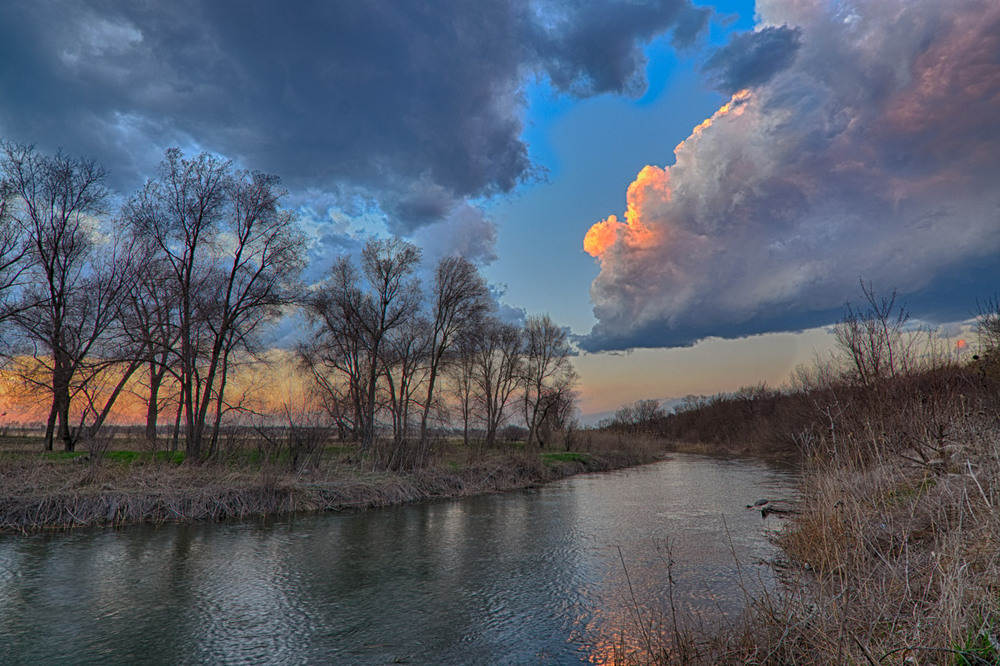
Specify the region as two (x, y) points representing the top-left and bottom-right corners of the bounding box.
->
(121, 244), (182, 445)
(470, 318), (523, 447)
(301, 257), (368, 443)
(380, 315), (430, 463)
(521, 314), (577, 450)
(357, 237), (421, 449)
(63, 235), (147, 442)
(1, 141), (138, 450)
(123, 149), (227, 459)
(303, 237), (421, 451)
(449, 328), (479, 447)
(417, 256), (491, 455)
(123, 149), (304, 460)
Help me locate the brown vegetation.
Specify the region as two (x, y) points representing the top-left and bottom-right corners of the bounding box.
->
(605, 286), (1000, 664)
(0, 429), (668, 532)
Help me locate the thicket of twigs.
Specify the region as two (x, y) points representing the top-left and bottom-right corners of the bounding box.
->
(610, 285), (1000, 665)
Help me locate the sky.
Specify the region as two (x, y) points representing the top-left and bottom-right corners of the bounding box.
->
(1, 0), (998, 421)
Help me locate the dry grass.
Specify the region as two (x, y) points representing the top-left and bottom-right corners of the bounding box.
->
(0, 431), (668, 532)
(607, 363), (1000, 665)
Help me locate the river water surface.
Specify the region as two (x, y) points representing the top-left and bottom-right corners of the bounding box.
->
(0, 454), (799, 665)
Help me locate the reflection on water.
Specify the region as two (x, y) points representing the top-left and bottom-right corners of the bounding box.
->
(0, 454), (798, 665)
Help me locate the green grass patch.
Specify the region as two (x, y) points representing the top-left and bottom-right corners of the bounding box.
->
(952, 618), (1000, 665)
(41, 451), (81, 461)
(39, 450), (186, 464)
(103, 450), (185, 465)
(541, 451), (590, 465)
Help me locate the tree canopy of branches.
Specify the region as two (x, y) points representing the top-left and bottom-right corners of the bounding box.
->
(834, 279), (915, 388)
(418, 256), (491, 453)
(0, 141), (141, 450)
(122, 148), (305, 460)
(0, 172), (27, 348)
(521, 314), (577, 449)
(469, 318), (524, 448)
(611, 398), (666, 435)
(302, 237), (423, 454)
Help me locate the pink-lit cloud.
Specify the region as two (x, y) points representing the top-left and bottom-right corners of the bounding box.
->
(584, 0), (1000, 350)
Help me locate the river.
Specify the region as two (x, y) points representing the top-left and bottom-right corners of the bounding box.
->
(0, 454), (799, 665)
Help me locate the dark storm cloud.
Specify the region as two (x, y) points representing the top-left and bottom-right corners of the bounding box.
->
(703, 25), (801, 93)
(527, 0), (710, 96)
(0, 0), (707, 232)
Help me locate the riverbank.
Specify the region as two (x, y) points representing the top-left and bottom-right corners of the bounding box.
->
(0, 431), (670, 532)
(610, 368), (1000, 664)
(644, 445), (1000, 665)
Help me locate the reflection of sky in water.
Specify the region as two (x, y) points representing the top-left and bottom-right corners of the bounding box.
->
(0, 454), (798, 665)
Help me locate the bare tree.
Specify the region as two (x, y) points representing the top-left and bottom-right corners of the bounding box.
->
(301, 258), (368, 443)
(380, 315), (430, 465)
(417, 256), (491, 456)
(303, 237), (421, 452)
(63, 235), (148, 442)
(613, 398), (665, 435)
(123, 149), (227, 459)
(121, 246), (181, 445)
(521, 314), (577, 450)
(357, 238), (421, 449)
(0, 141), (145, 450)
(201, 170), (306, 454)
(834, 280), (915, 387)
(122, 149), (305, 460)
(449, 328), (480, 446)
(537, 388), (578, 450)
(470, 318), (523, 447)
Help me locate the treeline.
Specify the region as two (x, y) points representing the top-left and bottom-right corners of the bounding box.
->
(0, 141), (576, 464)
(298, 237), (577, 468)
(603, 281), (1000, 459)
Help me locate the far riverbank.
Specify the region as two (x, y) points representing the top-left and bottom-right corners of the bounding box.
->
(0, 431), (673, 532)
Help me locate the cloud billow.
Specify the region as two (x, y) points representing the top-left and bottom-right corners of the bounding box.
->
(704, 25), (801, 93)
(582, 0), (1000, 351)
(0, 0), (706, 244)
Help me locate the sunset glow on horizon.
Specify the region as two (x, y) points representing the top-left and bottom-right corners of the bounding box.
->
(1, 0), (999, 420)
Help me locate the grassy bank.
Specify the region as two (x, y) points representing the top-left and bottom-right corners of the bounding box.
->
(0, 430), (670, 532)
(606, 363), (1000, 664)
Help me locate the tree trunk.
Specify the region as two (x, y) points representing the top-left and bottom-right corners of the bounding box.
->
(145, 361), (164, 444)
(43, 402), (56, 451)
(171, 396), (182, 452)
